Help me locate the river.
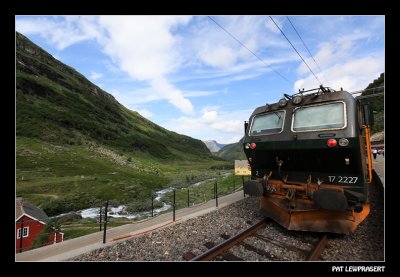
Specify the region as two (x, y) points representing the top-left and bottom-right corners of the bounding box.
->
(75, 173), (231, 219)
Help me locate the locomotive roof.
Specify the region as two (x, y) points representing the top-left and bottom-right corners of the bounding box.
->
(251, 88), (353, 117)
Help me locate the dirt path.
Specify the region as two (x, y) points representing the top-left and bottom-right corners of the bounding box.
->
(31, 193), (60, 199)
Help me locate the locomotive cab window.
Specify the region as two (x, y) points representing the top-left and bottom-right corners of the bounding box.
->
(249, 110), (285, 136)
(292, 102), (346, 132)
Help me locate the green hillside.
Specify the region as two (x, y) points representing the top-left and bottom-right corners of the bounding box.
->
(359, 72), (384, 134)
(217, 137), (246, 161)
(16, 32), (228, 215)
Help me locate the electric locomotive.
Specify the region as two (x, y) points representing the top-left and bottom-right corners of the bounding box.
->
(243, 86), (374, 234)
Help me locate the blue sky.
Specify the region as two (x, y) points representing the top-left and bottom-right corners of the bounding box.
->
(16, 15), (384, 144)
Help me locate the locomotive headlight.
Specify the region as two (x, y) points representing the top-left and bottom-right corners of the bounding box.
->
(245, 143), (250, 149)
(278, 98), (288, 107)
(292, 95), (303, 105)
(339, 138), (349, 147)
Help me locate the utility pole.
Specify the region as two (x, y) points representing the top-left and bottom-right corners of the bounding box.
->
(173, 189), (176, 222)
(103, 201), (109, 244)
(151, 193), (154, 217)
(19, 220), (24, 253)
(242, 176), (245, 197)
(99, 206), (102, 231)
(187, 188), (190, 207)
(215, 181), (218, 207)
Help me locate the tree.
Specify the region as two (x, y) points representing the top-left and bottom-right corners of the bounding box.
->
(360, 73), (384, 134)
(32, 219), (61, 249)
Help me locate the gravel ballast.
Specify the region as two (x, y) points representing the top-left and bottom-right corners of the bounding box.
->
(71, 186), (384, 261)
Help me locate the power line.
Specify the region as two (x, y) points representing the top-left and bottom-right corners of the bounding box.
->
(350, 86), (385, 99)
(207, 16), (292, 85)
(356, 92), (384, 100)
(286, 16), (324, 75)
(268, 16), (323, 86)
(350, 86), (385, 95)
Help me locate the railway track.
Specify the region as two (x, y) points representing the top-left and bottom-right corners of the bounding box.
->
(183, 219), (329, 261)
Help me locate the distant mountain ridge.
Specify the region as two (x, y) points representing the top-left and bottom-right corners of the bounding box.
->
(216, 137), (246, 160)
(203, 140), (227, 152)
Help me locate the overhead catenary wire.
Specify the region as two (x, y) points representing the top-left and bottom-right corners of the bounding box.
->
(286, 16), (329, 86)
(286, 16), (324, 76)
(269, 16), (323, 86)
(350, 86), (385, 95)
(351, 86), (384, 100)
(207, 16), (293, 85)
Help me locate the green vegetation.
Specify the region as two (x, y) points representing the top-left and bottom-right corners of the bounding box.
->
(61, 217), (136, 240)
(360, 72), (384, 134)
(165, 173), (250, 210)
(55, 172), (247, 241)
(216, 137), (246, 161)
(16, 32), (231, 216)
(32, 219), (61, 249)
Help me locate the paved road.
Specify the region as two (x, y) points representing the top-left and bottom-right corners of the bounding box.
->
(15, 190), (248, 261)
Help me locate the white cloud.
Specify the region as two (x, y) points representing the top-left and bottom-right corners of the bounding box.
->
(16, 16), (100, 50)
(163, 107), (252, 143)
(187, 16), (290, 72)
(108, 87), (161, 106)
(97, 16), (194, 114)
(135, 108), (153, 118)
(223, 135), (243, 144)
(17, 15), (195, 115)
(89, 71), (103, 80)
(295, 26), (384, 92)
(201, 110), (218, 124)
(297, 30), (375, 76)
(16, 15), (383, 142)
(150, 78), (194, 114)
(182, 90), (217, 97)
(200, 45), (237, 69)
(294, 57), (383, 92)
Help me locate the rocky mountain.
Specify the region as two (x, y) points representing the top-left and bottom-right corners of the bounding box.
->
(216, 137), (246, 161)
(203, 140), (227, 153)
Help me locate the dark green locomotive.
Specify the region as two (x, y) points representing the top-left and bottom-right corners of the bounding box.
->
(243, 86), (374, 234)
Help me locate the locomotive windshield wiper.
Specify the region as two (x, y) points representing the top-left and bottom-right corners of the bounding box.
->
(273, 111), (281, 119)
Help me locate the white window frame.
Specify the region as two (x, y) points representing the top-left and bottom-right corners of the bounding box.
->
(17, 227), (29, 239)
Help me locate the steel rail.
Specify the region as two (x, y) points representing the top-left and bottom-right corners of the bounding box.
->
(307, 234), (328, 261)
(190, 219), (269, 261)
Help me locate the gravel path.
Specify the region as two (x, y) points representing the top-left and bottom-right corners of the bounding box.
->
(71, 183), (384, 261)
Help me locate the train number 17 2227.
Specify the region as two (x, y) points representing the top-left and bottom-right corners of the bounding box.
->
(328, 176), (358, 184)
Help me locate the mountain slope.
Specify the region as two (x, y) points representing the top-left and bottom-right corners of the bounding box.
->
(16, 32), (226, 215)
(16, 32), (211, 160)
(360, 72), (384, 134)
(203, 140), (227, 152)
(16, 33), (212, 158)
(216, 137), (246, 160)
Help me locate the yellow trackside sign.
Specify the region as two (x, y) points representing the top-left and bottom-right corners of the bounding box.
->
(234, 160), (251, 176)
